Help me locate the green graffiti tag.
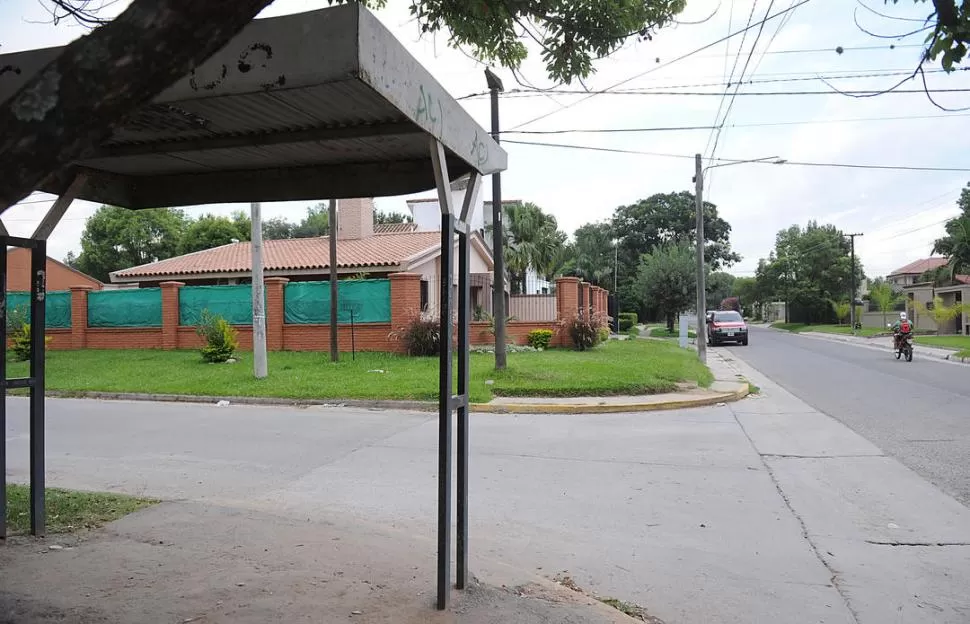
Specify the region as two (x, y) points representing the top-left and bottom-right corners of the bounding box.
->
(415, 84), (443, 133)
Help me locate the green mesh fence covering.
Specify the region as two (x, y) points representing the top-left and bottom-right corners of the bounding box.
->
(5, 291), (72, 329)
(88, 288), (163, 327)
(179, 285), (258, 326)
(285, 280), (391, 324)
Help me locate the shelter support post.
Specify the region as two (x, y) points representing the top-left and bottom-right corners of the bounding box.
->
(430, 141), (480, 608)
(0, 179), (80, 539)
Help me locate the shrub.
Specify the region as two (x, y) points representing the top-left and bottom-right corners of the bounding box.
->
(527, 328), (554, 350)
(562, 312), (609, 351)
(626, 326), (640, 339)
(196, 309), (239, 363)
(397, 314), (441, 356)
(618, 312), (638, 332)
(6, 304), (51, 362)
(9, 322), (52, 362)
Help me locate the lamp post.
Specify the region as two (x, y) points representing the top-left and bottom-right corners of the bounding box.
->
(485, 67), (507, 370)
(694, 155), (785, 363)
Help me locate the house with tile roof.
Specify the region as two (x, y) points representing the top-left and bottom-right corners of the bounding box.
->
(887, 257), (950, 288)
(110, 198), (495, 314)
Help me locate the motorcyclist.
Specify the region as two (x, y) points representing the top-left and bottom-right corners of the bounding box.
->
(891, 312), (913, 350)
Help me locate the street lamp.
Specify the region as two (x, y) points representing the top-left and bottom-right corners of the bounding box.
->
(693, 155), (785, 364)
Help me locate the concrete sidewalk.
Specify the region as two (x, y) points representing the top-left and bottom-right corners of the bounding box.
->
(0, 502), (645, 624)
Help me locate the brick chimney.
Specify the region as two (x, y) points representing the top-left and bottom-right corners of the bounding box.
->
(337, 198), (375, 241)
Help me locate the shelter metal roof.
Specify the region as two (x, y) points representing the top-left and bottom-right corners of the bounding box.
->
(0, 4), (506, 209)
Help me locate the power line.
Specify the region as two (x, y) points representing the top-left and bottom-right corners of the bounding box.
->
(500, 112), (970, 135)
(508, 0), (814, 130)
(493, 86), (970, 98)
(501, 138), (970, 172)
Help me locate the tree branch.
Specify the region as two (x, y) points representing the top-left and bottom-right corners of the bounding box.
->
(1, 0), (277, 211)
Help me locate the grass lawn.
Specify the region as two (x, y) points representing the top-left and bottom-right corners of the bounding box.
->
(650, 327), (697, 339)
(915, 335), (970, 351)
(6, 340), (713, 403)
(5, 484), (156, 535)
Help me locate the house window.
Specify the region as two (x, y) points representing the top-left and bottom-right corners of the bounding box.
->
(420, 280), (429, 311)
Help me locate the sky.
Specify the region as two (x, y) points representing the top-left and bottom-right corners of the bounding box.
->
(2, 0), (969, 279)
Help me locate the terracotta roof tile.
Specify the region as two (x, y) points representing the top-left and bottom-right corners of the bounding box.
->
(374, 222), (418, 234)
(112, 231), (441, 279)
(889, 257), (949, 276)
(957, 274), (970, 285)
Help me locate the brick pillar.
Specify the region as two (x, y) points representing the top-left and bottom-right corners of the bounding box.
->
(264, 277), (289, 351)
(160, 281), (184, 350)
(556, 277), (580, 321)
(69, 285), (93, 349)
(390, 272), (422, 351)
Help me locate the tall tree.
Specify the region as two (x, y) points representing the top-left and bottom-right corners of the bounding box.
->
(706, 271), (736, 310)
(611, 191), (740, 315)
(932, 183), (970, 279)
(262, 217), (295, 240)
(293, 203), (331, 238)
(733, 276), (760, 317)
(178, 214), (249, 255)
(634, 242), (696, 332)
(887, 1), (970, 70)
(0, 0), (687, 210)
(572, 222), (616, 287)
(754, 221), (866, 324)
(497, 202), (567, 294)
(74, 205), (187, 281)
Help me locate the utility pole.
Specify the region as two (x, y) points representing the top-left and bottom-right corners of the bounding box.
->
(694, 154), (707, 364)
(329, 199), (339, 362)
(250, 201), (267, 379)
(486, 68), (507, 369)
(846, 232), (863, 335)
(613, 240), (619, 334)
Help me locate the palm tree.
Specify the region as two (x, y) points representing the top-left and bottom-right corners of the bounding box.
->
(494, 202), (566, 294)
(933, 213), (970, 280)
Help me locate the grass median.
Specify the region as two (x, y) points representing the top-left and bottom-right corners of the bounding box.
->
(915, 335), (970, 352)
(6, 339), (713, 403)
(5, 485), (156, 535)
(771, 323), (884, 337)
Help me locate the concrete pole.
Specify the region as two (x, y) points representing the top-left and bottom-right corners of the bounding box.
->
(329, 199), (339, 363)
(487, 68), (507, 370)
(251, 201), (267, 379)
(695, 154), (707, 365)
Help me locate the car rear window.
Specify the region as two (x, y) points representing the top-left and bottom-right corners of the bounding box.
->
(714, 311), (743, 322)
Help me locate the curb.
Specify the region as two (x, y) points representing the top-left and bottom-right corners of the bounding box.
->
(797, 331), (965, 363)
(36, 383), (751, 414)
(470, 383), (749, 414)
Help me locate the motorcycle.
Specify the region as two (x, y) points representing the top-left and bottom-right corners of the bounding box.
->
(887, 324), (914, 362)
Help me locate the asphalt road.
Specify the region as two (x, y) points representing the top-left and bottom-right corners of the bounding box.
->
(725, 326), (970, 506)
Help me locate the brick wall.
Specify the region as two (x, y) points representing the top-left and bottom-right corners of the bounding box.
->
(37, 271), (607, 352)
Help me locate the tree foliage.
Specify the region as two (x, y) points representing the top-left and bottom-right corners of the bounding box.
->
(888, 0), (970, 70)
(572, 222), (616, 286)
(868, 281), (903, 327)
(754, 221), (866, 324)
(495, 201), (568, 293)
(706, 271), (736, 310)
(932, 183), (970, 279)
(0, 0), (687, 209)
(74, 205), (187, 282)
(178, 214), (249, 255)
(634, 242), (696, 331)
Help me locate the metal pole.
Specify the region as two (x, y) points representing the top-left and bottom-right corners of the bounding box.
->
(0, 242), (7, 540)
(437, 211), (455, 610)
(329, 199), (339, 362)
(694, 154), (707, 364)
(251, 202), (267, 379)
(456, 225), (471, 590)
(847, 233), (863, 334)
(487, 70), (507, 370)
(614, 242), (619, 333)
(29, 242), (46, 536)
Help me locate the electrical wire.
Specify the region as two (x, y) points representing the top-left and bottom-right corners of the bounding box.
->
(501, 138), (970, 172)
(499, 112), (970, 134)
(507, 0), (814, 130)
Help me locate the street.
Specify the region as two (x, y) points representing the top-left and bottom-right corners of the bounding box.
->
(4, 371), (970, 623)
(723, 326), (970, 506)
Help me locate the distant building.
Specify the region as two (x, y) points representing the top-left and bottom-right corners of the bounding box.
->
(5, 247), (102, 292)
(887, 257), (949, 288)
